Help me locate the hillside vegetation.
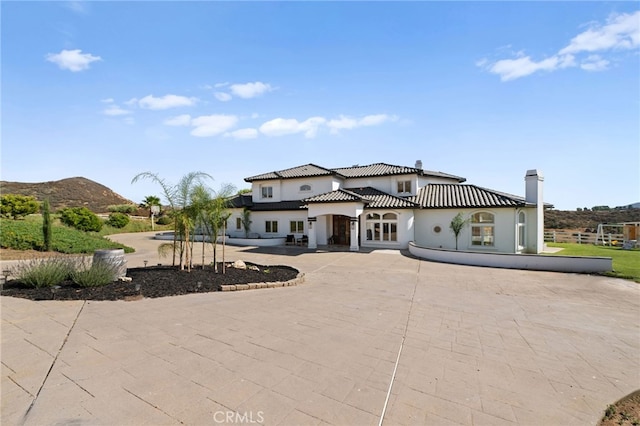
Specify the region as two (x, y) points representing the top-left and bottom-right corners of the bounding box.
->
(545, 209), (640, 231)
(0, 177), (137, 213)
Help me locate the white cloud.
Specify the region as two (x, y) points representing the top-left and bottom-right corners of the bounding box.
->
(164, 114), (192, 126)
(225, 128), (258, 140)
(124, 97), (138, 106)
(327, 114), (398, 133)
(482, 11), (639, 81)
(581, 54), (610, 71)
(45, 49), (101, 72)
(488, 55), (561, 81)
(190, 114), (238, 137)
(214, 82), (229, 88)
(101, 98), (114, 103)
(123, 117), (135, 125)
(230, 82), (273, 99)
(214, 92), (232, 102)
(559, 11), (640, 55)
(138, 94), (197, 110)
(103, 105), (132, 116)
(259, 117), (326, 138)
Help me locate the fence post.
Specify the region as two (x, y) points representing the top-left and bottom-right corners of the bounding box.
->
(553, 231), (556, 243)
(608, 233), (612, 246)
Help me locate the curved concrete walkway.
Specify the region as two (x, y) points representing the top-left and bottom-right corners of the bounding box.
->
(2, 232), (638, 425)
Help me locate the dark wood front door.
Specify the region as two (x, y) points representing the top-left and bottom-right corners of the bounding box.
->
(332, 215), (350, 245)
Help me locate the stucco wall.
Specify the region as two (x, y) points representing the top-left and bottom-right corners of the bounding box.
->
(227, 209), (309, 239)
(414, 208), (522, 253)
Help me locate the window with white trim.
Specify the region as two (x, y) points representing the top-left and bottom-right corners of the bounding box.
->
(471, 212), (494, 246)
(365, 212), (398, 242)
(290, 220), (304, 233)
(265, 220), (278, 233)
(517, 211), (526, 249)
(261, 186), (273, 199)
(397, 180), (411, 194)
(299, 184), (311, 192)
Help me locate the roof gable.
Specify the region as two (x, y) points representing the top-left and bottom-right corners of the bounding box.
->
(245, 164), (335, 182)
(305, 187), (418, 209)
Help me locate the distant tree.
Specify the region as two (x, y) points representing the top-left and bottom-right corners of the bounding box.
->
(449, 212), (469, 250)
(592, 205), (611, 211)
(237, 188), (252, 195)
(0, 194), (40, 219)
(108, 204), (137, 214)
(576, 207), (583, 212)
(139, 195), (162, 217)
(42, 199), (52, 251)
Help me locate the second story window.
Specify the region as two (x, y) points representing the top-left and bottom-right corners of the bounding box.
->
(397, 180), (411, 194)
(261, 186), (273, 199)
(300, 184), (311, 192)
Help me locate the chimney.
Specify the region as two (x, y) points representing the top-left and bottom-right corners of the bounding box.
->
(415, 160), (423, 170)
(525, 169), (544, 253)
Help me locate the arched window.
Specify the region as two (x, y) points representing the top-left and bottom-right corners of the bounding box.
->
(517, 211), (526, 249)
(365, 212), (398, 242)
(471, 212), (494, 246)
(300, 184), (311, 192)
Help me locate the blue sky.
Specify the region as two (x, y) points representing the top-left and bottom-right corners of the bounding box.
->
(2, 1), (638, 210)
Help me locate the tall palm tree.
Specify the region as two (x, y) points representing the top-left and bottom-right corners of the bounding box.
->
(132, 171), (212, 270)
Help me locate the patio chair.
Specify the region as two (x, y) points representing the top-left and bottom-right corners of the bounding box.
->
(285, 234), (296, 245)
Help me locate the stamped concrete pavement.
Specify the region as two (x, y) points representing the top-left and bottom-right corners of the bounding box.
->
(2, 232), (638, 425)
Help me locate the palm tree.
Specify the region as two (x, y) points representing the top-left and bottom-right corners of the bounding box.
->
(449, 212), (469, 250)
(132, 171), (212, 270)
(191, 183), (235, 272)
(139, 195), (161, 217)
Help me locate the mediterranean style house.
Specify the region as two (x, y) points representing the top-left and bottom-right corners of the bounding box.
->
(227, 161), (547, 254)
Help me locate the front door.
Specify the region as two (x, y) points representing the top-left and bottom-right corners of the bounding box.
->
(332, 215), (350, 245)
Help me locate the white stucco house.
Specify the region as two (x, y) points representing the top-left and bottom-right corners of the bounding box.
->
(226, 161), (548, 254)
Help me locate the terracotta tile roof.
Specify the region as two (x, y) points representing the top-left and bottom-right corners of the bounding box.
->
(305, 187), (418, 209)
(245, 162), (466, 182)
(245, 164), (334, 182)
(412, 184), (526, 209)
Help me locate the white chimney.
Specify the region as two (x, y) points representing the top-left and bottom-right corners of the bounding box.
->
(525, 169), (544, 253)
(415, 160), (423, 170)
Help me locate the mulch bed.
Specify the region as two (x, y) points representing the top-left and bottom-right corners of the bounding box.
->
(1, 263), (299, 301)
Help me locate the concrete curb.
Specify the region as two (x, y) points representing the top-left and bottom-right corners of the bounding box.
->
(219, 272), (305, 292)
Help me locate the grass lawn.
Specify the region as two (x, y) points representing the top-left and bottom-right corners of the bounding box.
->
(546, 242), (640, 283)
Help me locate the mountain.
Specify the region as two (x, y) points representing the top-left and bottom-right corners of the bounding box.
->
(0, 177), (136, 213)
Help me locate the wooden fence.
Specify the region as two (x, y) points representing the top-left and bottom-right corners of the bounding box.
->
(544, 230), (623, 246)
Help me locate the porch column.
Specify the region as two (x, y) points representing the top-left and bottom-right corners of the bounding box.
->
(349, 217), (359, 251)
(308, 217), (317, 249)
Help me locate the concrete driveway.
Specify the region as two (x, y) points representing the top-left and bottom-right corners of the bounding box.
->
(2, 232), (638, 425)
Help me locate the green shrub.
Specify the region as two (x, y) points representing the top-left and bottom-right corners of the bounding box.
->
(60, 207), (103, 232)
(155, 215), (172, 225)
(70, 258), (119, 287)
(106, 212), (130, 228)
(1, 194), (40, 219)
(13, 257), (74, 288)
(108, 204), (137, 214)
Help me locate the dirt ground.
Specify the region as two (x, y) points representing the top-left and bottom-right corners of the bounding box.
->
(599, 391), (640, 426)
